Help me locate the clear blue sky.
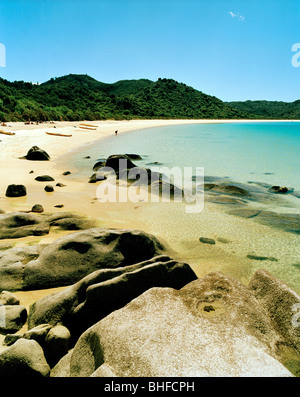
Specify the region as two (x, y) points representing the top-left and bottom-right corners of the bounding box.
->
(0, 0), (299, 101)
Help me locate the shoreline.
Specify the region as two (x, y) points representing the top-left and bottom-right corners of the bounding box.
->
(0, 119), (300, 368)
(0, 119), (300, 298)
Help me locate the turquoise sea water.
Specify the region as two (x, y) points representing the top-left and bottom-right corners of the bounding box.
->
(70, 121), (300, 293)
(74, 121), (300, 209)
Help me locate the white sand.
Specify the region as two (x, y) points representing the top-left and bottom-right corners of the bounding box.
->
(0, 118), (299, 316)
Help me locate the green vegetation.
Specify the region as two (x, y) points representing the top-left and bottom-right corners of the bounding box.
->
(226, 100), (300, 119)
(0, 74), (249, 122)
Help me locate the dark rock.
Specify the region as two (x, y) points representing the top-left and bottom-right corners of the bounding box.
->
(254, 211), (300, 234)
(62, 171), (71, 175)
(5, 184), (27, 197)
(0, 305), (27, 334)
(56, 183), (66, 187)
(105, 154), (136, 173)
(35, 175), (55, 182)
(84, 156), (91, 159)
(246, 255), (278, 261)
(212, 184), (249, 196)
(88, 173), (107, 183)
(249, 269), (300, 359)
(44, 185), (54, 192)
(269, 186), (289, 194)
(31, 204), (44, 213)
(29, 170), (34, 174)
(28, 255), (197, 342)
(199, 237), (216, 245)
(146, 161), (164, 166)
(125, 154), (142, 160)
(92, 160), (106, 171)
(23, 146), (50, 161)
(54, 204), (64, 208)
(206, 195), (246, 205)
(55, 271), (294, 377)
(0, 339), (50, 377)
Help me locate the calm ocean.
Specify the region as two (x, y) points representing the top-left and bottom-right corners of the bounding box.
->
(74, 121), (300, 209)
(70, 121), (300, 293)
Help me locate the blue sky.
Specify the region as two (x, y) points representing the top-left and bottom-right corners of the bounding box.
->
(0, 0), (299, 101)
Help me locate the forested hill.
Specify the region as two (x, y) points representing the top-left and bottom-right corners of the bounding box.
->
(226, 100), (300, 120)
(0, 74), (249, 122)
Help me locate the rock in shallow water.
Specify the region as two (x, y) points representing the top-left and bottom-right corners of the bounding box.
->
(0, 305), (27, 334)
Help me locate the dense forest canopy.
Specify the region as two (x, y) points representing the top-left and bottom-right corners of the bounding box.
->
(0, 74), (249, 121)
(0, 73), (299, 122)
(226, 100), (300, 120)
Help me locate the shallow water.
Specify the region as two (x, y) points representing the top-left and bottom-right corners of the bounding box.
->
(69, 122), (300, 293)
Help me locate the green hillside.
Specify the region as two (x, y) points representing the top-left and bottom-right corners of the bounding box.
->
(226, 100), (300, 119)
(0, 74), (248, 122)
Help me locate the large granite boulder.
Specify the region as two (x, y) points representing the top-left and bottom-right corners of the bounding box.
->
(51, 271), (299, 377)
(28, 255), (196, 342)
(0, 339), (50, 377)
(0, 228), (165, 291)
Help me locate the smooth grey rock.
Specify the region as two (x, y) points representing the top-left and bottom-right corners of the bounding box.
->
(0, 339), (50, 377)
(199, 237), (216, 245)
(0, 305), (27, 334)
(0, 291), (20, 306)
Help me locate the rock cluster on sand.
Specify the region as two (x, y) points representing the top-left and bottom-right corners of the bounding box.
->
(0, 218), (299, 377)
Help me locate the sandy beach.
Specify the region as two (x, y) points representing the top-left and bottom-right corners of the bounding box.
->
(0, 118), (300, 376)
(0, 119), (299, 325)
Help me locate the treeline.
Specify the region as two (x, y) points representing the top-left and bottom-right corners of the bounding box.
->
(226, 100), (300, 120)
(0, 74), (250, 122)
